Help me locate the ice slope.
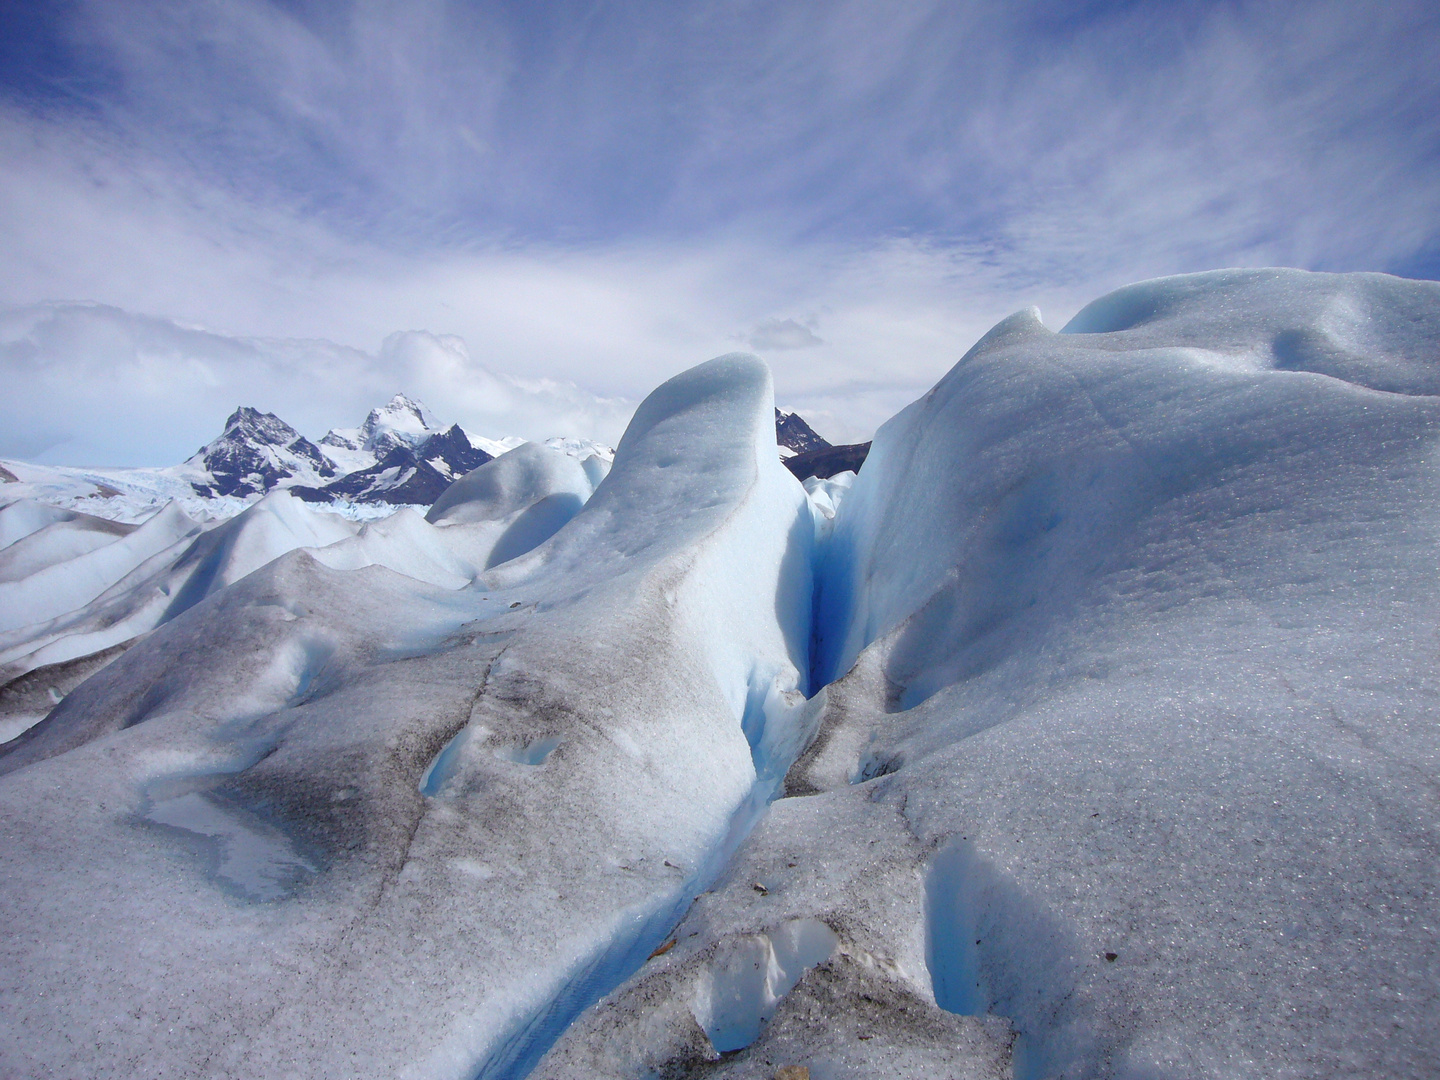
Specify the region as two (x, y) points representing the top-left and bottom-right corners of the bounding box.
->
(0, 499), (82, 548)
(0, 353), (816, 1080)
(0, 501), (201, 634)
(0, 458), (612, 725)
(0, 493), (352, 672)
(530, 269), (1440, 1080)
(309, 508), (485, 589)
(779, 269), (1440, 1078)
(426, 442), (600, 569)
(0, 502), (134, 581)
(0, 455), (273, 523)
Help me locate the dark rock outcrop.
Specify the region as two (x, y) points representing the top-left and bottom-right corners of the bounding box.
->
(775, 409), (831, 455)
(783, 442), (870, 481)
(292, 425), (494, 506)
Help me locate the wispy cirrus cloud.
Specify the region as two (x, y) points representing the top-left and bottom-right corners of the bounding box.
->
(1, 0), (1437, 461)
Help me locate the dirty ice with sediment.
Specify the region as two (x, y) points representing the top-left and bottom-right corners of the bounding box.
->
(2, 268), (1440, 1080)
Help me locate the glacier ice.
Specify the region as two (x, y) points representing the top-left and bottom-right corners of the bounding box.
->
(0, 352), (817, 1080)
(0, 501), (201, 634)
(0, 449), (612, 736)
(3, 269), (1440, 1079)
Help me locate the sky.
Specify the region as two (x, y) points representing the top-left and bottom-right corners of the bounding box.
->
(1, 0), (1438, 465)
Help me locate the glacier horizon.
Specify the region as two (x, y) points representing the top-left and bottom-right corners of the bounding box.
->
(3, 267), (1440, 1079)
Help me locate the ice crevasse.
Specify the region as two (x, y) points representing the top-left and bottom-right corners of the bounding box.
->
(3, 269), (1440, 1079)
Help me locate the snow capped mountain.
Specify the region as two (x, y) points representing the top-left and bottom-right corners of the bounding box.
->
(8, 270), (1439, 1079)
(294, 422), (500, 506)
(0, 395), (589, 518)
(313, 393), (491, 499)
(289, 396), (608, 507)
(187, 406), (337, 498)
(1, 395), (819, 518)
(320, 392), (443, 456)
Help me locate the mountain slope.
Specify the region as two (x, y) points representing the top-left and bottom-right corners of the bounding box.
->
(293, 423), (499, 505)
(187, 407), (337, 498)
(320, 392), (441, 457)
(774, 407), (830, 456)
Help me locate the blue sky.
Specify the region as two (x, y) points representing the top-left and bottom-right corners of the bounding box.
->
(2, 0), (1438, 463)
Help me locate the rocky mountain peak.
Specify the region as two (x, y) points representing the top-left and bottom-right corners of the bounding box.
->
(357, 393), (441, 454)
(189, 407), (336, 498)
(774, 407), (830, 456)
(219, 406), (303, 448)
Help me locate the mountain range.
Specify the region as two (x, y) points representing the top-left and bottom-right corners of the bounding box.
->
(185, 396), (864, 508)
(187, 394), (532, 506)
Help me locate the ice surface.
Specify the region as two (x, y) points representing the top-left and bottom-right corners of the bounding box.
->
(791, 269), (1440, 1077)
(145, 789), (320, 902)
(0, 455), (262, 523)
(0, 492), (357, 694)
(540, 269), (1440, 1079)
(0, 712), (45, 744)
(691, 918), (839, 1052)
(0, 501), (201, 633)
(4, 269), (1440, 1080)
(0, 352), (815, 1080)
(428, 441), (593, 525)
(305, 507), (480, 589)
(800, 470), (856, 545)
(0, 503), (133, 582)
(0, 458), (604, 721)
(0, 499), (117, 549)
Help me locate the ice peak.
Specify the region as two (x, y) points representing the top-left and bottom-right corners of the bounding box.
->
(357, 393), (442, 452)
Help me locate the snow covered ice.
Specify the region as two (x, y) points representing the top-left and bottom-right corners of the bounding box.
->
(3, 269), (1440, 1078)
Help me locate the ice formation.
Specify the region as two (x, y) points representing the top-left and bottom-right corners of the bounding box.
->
(3, 269), (1440, 1079)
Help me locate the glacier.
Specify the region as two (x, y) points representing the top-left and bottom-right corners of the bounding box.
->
(2, 268), (1440, 1079)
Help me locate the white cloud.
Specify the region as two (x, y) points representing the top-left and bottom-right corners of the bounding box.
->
(0, 303), (635, 466)
(748, 318), (823, 351)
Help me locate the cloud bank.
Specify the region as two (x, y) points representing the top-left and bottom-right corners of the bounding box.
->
(0, 303), (634, 465)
